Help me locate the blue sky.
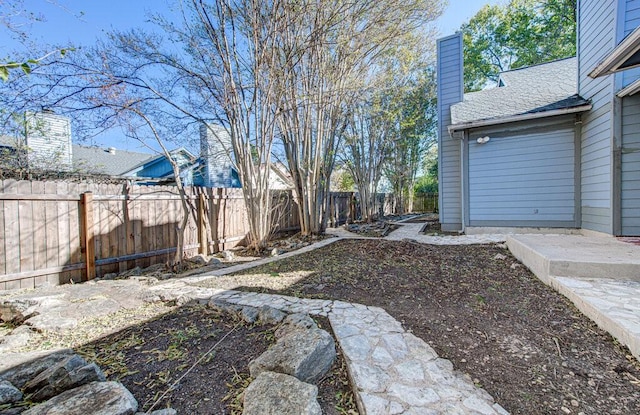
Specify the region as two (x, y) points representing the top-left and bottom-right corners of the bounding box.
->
(2, 0), (500, 153)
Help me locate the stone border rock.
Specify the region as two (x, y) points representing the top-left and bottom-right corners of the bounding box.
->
(208, 300), (336, 414)
(0, 348), (175, 415)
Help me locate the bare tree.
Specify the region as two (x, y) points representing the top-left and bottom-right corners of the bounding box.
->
(342, 96), (392, 222)
(384, 68), (438, 214)
(274, 0), (443, 234)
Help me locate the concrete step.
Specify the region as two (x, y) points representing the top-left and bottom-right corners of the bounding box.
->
(507, 234), (640, 361)
(507, 234), (640, 283)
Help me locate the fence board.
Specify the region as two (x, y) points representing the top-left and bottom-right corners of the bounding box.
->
(43, 182), (58, 285)
(3, 180), (19, 290)
(17, 181), (34, 286)
(67, 182), (82, 283)
(31, 181), (47, 287)
(56, 181), (72, 284)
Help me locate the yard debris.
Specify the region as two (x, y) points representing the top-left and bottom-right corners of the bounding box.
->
(344, 220), (398, 237)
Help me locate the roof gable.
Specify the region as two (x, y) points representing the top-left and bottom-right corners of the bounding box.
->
(450, 57), (590, 130)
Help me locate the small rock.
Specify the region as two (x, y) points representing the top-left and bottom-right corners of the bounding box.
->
(493, 253), (507, 260)
(258, 306), (287, 324)
(175, 295), (193, 307)
(221, 250), (235, 261)
(0, 349), (75, 389)
(207, 299), (243, 315)
(121, 267), (142, 277)
(275, 314), (318, 339)
(188, 254), (209, 266)
(250, 327), (336, 383)
(25, 355), (106, 402)
(270, 248), (281, 257)
(510, 263), (522, 269)
(142, 264), (167, 273)
(241, 306), (259, 324)
(0, 380), (23, 404)
(243, 371), (321, 415)
(22, 381), (137, 415)
(208, 257), (222, 265)
(102, 273), (118, 280)
(136, 409), (177, 415)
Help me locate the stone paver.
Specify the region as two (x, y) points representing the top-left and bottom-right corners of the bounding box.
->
(208, 290), (508, 415)
(384, 223), (507, 245)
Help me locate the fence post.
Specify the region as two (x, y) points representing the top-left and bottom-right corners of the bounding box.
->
(80, 192), (96, 281)
(198, 192), (208, 255)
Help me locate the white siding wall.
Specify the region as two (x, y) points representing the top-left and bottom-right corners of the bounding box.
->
(437, 34), (464, 230)
(25, 112), (72, 171)
(578, 0), (617, 233)
(468, 125), (577, 226)
(621, 94), (640, 235)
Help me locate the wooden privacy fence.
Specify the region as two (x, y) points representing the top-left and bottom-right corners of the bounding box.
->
(413, 193), (439, 213)
(0, 180), (362, 290)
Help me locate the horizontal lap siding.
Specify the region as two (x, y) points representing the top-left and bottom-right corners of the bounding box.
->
(579, 0), (616, 233)
(437, 34), (463, 229)
(468, 128), (576, 225)
(622, 95), (640, 235)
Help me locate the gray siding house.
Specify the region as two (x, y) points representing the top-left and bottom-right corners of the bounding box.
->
(437, 0), (640, 236)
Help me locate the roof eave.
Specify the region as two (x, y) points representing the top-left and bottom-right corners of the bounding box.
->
(448, 104), (592, 134)
(589, 26), (640, 78)
(617, 78), (640, 97)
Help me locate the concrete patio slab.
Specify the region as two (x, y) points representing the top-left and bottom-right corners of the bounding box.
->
(507, 234), (640, 282)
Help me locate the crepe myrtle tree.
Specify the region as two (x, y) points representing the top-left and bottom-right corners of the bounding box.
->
(384, 68), (438, 214)
(274, 0), (444, 234)
(341, 23), (438, 222)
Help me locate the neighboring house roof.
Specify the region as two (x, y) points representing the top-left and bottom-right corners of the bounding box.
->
(120, 148), (197, 177)
(72, 145), (157, 176)
(449, 57), (591, 132)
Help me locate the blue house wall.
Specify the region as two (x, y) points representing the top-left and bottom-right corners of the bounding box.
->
(437, 33), (464, 231)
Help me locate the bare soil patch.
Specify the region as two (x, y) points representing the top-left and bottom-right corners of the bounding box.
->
(195, 239), (640, 415)
(73, 303), (356, 414)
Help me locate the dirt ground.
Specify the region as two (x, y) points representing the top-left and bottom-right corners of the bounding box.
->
(74, 304), (356, 414)
(195, 239), (640, 415)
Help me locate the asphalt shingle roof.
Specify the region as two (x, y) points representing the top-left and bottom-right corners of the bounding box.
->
(72, 145), (156, 176)
(450, 57), (590, 126)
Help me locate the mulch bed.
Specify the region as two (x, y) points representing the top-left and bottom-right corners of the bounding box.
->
(218, 239), (640, 415)
(75, 304), (356, 414)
